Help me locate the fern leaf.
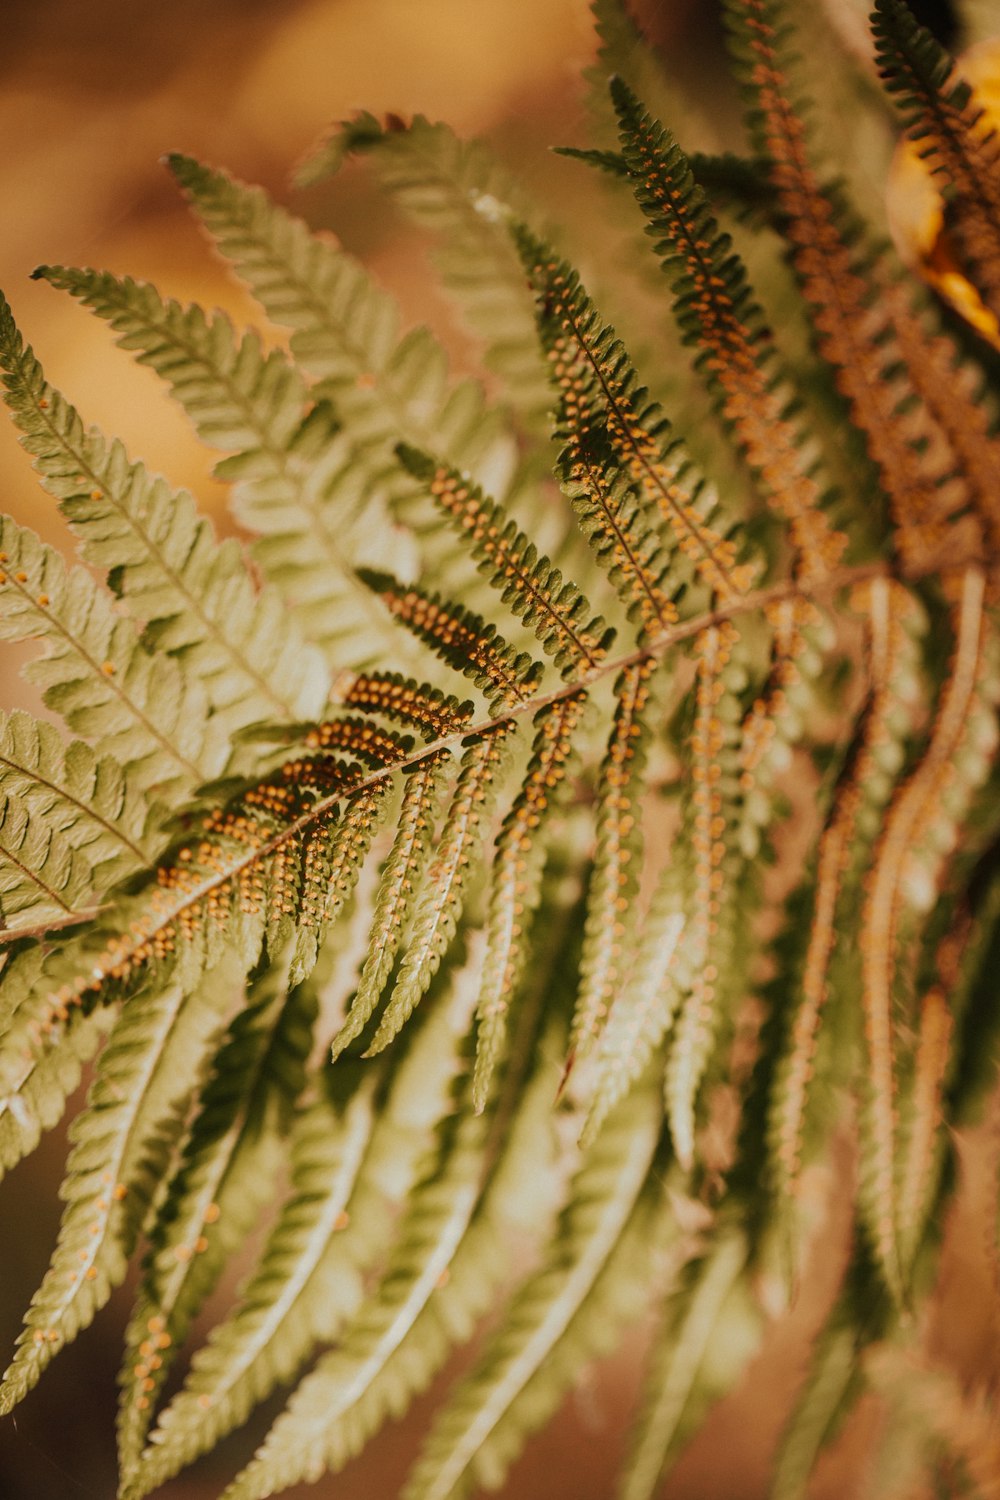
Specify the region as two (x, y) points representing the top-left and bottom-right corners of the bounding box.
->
(582, 873), (687, 1145)
(618, 1230), (761, 1500)
(769, 577), (923, 1211)
(895, 985), (952, 1278)
(0, 962), (234, 1414)
(34, 264), (416, 673)
(770, 1313), (864, 1500)
(725, 0), (965, 573)
(0, 709), (152, 899)
(665, 620), (744, 1170)
(116, 970), (316, 1477)
(368, 723), (517, 1053)
(0, 948), (113, 1181)
(221, 1110), (489, 1500)
(570, 661), (655, 1065)
(0, 295), (327, 732)
(341, 671), (474, 739)
(403, 1082), (662, 1500)
(519, 226), (755, 609)
(873, 0), (1000, 318)
(331, 751), (451, 1059)
(132, 970), (474, 1498)
(398, 444), (614, 677)
(0, 793), (96, 930)
(127, 1075), (377, 1497)
(299, 114), (553, 426)
(860, 565), (988, 1298)
(473, 691), (588, 1109)
(0, 513), (224, 798)
(165, 154), (512, 486)
(358, 569), (543, 710)
(610, 77), (846, 581)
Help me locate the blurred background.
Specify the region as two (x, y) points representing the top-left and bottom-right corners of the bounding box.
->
(1, 1), (995, 1498)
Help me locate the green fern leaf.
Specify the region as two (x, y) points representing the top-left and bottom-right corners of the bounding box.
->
(0, 512), (224, 797)
(331, 750), (451, 1060)
(131, 968), (473, 1498)
(517, 227), (755, 613)
(473, 691), (589, 1109)
(618, 1230), (761, 1500)
(570, 661), (655, 1066)
(0, 961), (234, 1414)
(610, 76), (846, 582)
(0, 709), (152, 899)
(581, 871), (687, 1145)
(398, 444), (614, 677)
(0, 948), (113, 1181)
(299, 114), (553, 426)
(368, 723), (517, 1053)
(0, 294), (327, 733)
(358, 569), (543, 710)
(165, 153), (512, 482)
(0, 793), (97, 930)
(665, 620), (746, 1170)
(221, 1109), (489, 1500)
(34, 264), (418, 673)
(116, 968), (316, 1477)
(403, 1082), (662, 1500)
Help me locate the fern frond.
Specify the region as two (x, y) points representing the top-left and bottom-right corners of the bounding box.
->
(610, 77), (846, 581)
(403, 1082), (662, 1500)
(221, 1110), (489, 1500)
(860, 564), (989, 1298)
(665, 620), (745, 1170)
(873, 0), (1000, 318)
(367, 723), (517, 1053)
(298, 114), (552, 426)
(570, 660), (655, 1065)
(518, 227), (755, 609)
(582, 872), (686, 1145)
(618, 1230), (761, 1500)
(165, 154), (513, 500)
(397, 444), (614, 676)
(127, 1075), (377, 1497)
(0, 948), (113, 1181)
(116, 968), (316, 1477)
(358, 570), (543, 710)
(0, 794), (97, 931)
(770, 1310), (865, 1500)
(33, 265), (416, 673)
(331, 750), (451, 1059)
(895, 984), (951, 1277)
(725, 0), (966, 573)
(0, 295), (327, 733)
(473, 691), (588, 1109)
(0, 962), (234, 1414)
(0, 513), (223, 797)
(132, 970), (473, 1498)
(769, 576), (922, 1212)
(341, 672), (474, 739)
(0, 709), (151, 901)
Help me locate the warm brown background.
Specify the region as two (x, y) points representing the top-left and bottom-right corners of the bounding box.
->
(0, 2), (996, 1498)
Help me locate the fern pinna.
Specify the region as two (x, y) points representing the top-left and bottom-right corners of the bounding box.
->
(1, 1), (999, 1495)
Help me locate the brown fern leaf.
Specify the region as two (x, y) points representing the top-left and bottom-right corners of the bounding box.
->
(860, 564), (987, 1298)
(874, 0), (1000, 322)
(611, 76), (846, 584)
(728, 0), (965, 574)
(517, 228), (754, 607)
(340, 671), (475, 739)
(769, 576), (921, 1207)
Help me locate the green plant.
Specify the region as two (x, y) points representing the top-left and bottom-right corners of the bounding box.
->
(1, 1), (999, 1495)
